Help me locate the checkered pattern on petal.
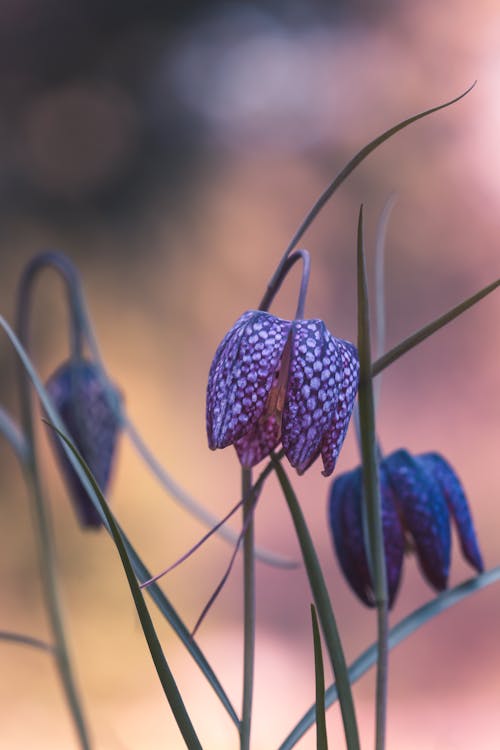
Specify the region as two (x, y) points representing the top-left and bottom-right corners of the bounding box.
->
(234, 414), (281, 468)
(282, 320), (342, 474)
(329, 468), (374, 606)
(46, 360), (121, 528)
(418, 452), (484, 573)
(321, 339), (360, 476)
(385, 449), (451, 591)
(206, 311), (291, 450)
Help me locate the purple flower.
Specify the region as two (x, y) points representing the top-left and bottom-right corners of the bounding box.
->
(206, 310), (360, 476)
(46, 359), (121, 528)
(329, 449), (484, 607)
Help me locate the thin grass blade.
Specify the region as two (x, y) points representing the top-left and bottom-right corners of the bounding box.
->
(0, 631), (54, 652)
(356, 206), (389, 750)
(271, 455), (360, 750)
(0, 315), (239, 727)
(372, 278), (499, 377)
(47, 423), (203, 750)
(278, 566), (500, 749)
(311, 604), (329, 750)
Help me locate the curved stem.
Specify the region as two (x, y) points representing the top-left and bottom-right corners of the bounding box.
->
(240, 467), (255, 750)
(15, 262), (92, 748)
(266, 83), (475, 295)
(258, 249), (311, 319)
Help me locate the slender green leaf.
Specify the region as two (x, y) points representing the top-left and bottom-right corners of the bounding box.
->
(372, 278), (499, 377)
(356, 206), (388, 750)
(311, 605), (329, 750)
(48, 423), (203, 750)
(284, 84), (475, 257)
(0, 631), (54, 652)
(0, 315), (239, 727)
(240, 467), (256, 750)
(271, 455), (360, 750)
(279, 567), (500, 750)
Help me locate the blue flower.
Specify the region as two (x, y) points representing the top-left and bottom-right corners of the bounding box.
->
(45, 359), (121, 528)
(206, 311), (360, 476)
(328, 449), (484, 607)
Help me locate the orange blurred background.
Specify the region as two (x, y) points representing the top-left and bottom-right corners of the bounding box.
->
(0, 1), (499, 748)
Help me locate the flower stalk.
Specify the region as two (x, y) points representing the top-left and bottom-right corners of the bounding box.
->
(240, 467), (256, 750)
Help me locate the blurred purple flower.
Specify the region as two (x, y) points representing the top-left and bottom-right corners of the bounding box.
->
(46, 359), (121, 528)
(329, 449), (484, 607)
(206, 310), (359, 476)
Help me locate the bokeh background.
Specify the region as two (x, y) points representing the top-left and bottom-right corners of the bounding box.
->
(0, 1), (499, 748)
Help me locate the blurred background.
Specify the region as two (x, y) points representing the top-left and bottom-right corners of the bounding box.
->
(0, 0), (499, 747)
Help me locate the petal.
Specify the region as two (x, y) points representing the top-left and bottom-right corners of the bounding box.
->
(320, 339), (360, 476)
(418, 453), (484, 573)
(234, 414), (281, 468)
(328, 468), (375, 606)
(379, 463), (406, 607)
(206, 311), (291, 450)
(384, 449), (451, 591)
(282, 320), (342, 474)
(46, 360), (121, 528)
(328, 465), (405, 609)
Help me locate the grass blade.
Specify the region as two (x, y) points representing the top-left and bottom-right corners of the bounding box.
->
(279, 566), (500, 749)
(372, 278), (499, 377)
(311, 604), (329, 750)
(47, 423), (203, 750)
(356, 206), (388, 750)
(271, 455), (360, 750)
(0, 314), (239, 728)
(0, 631), (54, 652)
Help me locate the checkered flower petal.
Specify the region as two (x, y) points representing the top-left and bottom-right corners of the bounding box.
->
(46, 359), (121, 528)
(418, 452), (484, 573)
(206, 311), (291, 450)
(329, 468), (374, 605)
(282, 320), (345, 474)
(384, 449), (451, 591)
(207, 311), (359, 475)
(320, 339), (361, 476)
(329, 464), (405, 608)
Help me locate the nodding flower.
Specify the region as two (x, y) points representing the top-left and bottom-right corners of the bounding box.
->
(329, 449), (484, 607)
(206, 310), (359, 476)
(46, 359), (121, 528)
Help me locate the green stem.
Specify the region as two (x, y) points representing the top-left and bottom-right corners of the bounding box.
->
(240, 467), (256, 750)
(311, 604), (328, 750)
(22, 460), (91, 749)
(16, 257), (92, 749)
(278, 566), (500, 750)
(357, 206), (388, 750)
(271, 455), (360, 750)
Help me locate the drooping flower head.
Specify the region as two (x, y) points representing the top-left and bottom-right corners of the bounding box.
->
(46, 359), (122, 528)
(329, 449), (484, 607)
(206, 310), (360, 476)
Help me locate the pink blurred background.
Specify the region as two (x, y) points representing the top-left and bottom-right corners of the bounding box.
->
(0, 0), (499, 748)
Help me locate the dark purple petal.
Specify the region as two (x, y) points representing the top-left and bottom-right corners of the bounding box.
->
(321, 339), (360, 476)
(46, 360), (121, 529)
(206, 311), (291, 450)
(329, 468), (375, 606)
(282, 320), (341, 474)
(234, 414), (281, 468)
(328, 467), (405, 608)
(418, 453), (484, 573)
(384, 449), (451, 591)
(379, 463), (406, 607)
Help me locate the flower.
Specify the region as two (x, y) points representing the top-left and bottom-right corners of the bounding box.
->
(206, 310), (360, 476)
(328, 449), (484, 607)
(45, 359), (121, 528)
